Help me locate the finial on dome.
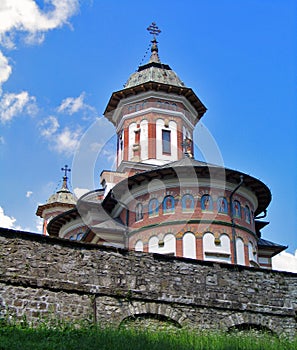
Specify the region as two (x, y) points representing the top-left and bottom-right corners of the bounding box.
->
(147, 22), (161, 63)
(61, 165), (71, 190)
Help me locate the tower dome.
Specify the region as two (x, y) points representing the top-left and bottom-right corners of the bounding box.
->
(36, 165), (76, 235)
(104, 23), (207, 174)
(124, 37), (185, 88)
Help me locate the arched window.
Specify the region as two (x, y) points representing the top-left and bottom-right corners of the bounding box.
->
(236, 238), (245, 265)
(148, 236), (159, 253)
(148, 198), (159, 217)
(135, 240), (143, 252)
(233, 200), (241, 218)
(183, 232), (196, 259)
(203, 232), (231, 263)
(135, 203), (143, 222)
(181, 194), (195, 212)
(244, 205), (251, 223)
(76, 232), (85, 241)
(217, 197), (228, 214)
(148, 234), (176, 255)
(163, 233), (176, 256)
(171, 103), (177, 111)
(201, 194), (213, 211)
(163, 195), (175, 214)
(128, 105), (134, 113)
(248, 241), (257, 265)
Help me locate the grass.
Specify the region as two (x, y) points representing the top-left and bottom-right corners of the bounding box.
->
(0, 321), (296, 350)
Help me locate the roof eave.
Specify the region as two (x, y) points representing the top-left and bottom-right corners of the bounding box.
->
(104, 81), (207, 119)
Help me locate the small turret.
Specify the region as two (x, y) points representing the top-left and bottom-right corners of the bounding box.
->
(36, 165), (76, 235)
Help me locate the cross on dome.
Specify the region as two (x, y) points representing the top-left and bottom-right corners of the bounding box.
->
(60, 165), (71, 191)
(146, 22), (161, 64)
(147, 22), (161, 38)
(61, 165), (71, 179)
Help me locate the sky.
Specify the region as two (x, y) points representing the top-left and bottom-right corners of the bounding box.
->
(0, 0), (296, 272)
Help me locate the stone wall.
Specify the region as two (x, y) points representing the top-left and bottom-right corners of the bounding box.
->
(0, 228), (296, 337)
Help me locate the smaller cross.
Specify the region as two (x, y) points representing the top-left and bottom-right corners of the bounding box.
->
(61, 165), (71, 178)
(147, 22), (161, 38)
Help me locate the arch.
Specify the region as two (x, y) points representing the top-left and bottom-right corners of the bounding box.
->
(135, 203), (143, 222)
(236, 237), (245, 265)
(248, 241), (258, 265)
(148, 236), (159, 253)
(217, 197), (228, 214)
(135, 240), (143, 252)
(117, 129), (124, 166)
(163, 195), (175, 214)
(128, 105), (134, 113)
(140, 119), (148, 160)
(128, 122), (137, 161)
(76, 232), (85, 241)
(201, 194), (213, 211)
(228, 323), (275, 335)
(223, 314), (279, 336)
(163, 233), (176, 255)
(203, 232), (231, 263)
(181, 194), (195, 212)
(244, 205), (251, 223)
(120, 313), (181, 331)
(148, 234), (176, 255)
(233, 200), (241, 218)
(156, 119), (178, 161)
(148, 198), (159, 217)
(182, 232), (196, 259)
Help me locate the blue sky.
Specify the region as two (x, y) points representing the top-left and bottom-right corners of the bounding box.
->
(0, 1), (296, 271)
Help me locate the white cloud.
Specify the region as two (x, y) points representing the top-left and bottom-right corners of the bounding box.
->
(0, 206), (16, 229)
(0, 91), (37, 123)
(26, 191), (33, 198)
(57, 92), (97, 117)
(53, 126), (82, 154)
(39, 115), (82, 155)
(0, 136), (4, 144)
(74, 187), (90, 199)
(40, 115), (59, 137)
(272, 250), (297, 273)
(0, 51), (12, 87)
(0, 0), (79, 47)
(58, 92), (86, 115)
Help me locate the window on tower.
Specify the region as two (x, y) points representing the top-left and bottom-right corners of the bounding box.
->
(162, 129), (171, 154)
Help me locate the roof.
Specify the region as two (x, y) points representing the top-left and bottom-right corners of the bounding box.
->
(125, 37), (185, 89)
(258, 238), (287, 257)
(104, 37), (207, 119)
(103, 158), (272, 216)
(36, 176), (76, 217)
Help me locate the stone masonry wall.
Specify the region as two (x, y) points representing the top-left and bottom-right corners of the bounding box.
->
(0, 228), (296, 337)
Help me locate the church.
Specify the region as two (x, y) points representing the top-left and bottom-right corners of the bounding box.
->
(36, 23), (286, 269)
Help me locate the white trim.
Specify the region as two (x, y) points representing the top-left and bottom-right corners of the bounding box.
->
(116, 107), (195, 133)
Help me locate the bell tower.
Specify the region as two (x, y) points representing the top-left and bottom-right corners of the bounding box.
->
(104, 23), (207, 175)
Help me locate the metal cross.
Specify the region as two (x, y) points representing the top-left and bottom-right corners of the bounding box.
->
(61, 165), (71, 178)
(147, 22), (161, 38)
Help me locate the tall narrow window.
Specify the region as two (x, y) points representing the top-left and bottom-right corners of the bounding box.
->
(162, 129), (171, 154)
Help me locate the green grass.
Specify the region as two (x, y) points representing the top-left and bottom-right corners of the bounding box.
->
(0, 322), (296, 350)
